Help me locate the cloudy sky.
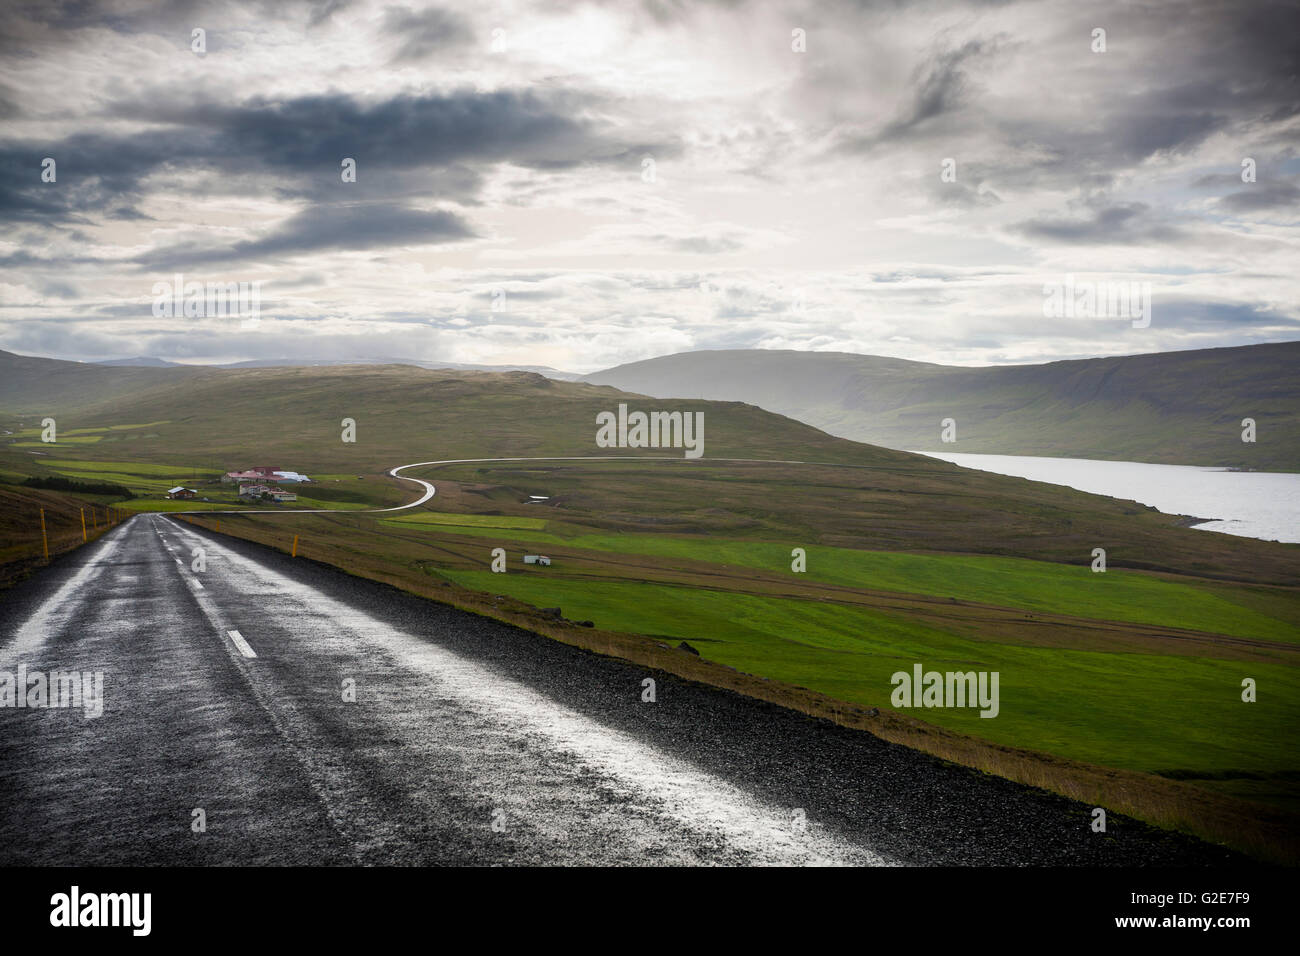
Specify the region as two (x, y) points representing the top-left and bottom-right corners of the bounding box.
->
(1, 0), (1297, 372)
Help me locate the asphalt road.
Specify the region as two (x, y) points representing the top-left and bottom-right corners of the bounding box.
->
(0, 515), (1243, 865)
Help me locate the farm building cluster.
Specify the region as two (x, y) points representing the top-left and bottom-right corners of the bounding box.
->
(167, 465), (310, 502)
(224, 465), (310, 502)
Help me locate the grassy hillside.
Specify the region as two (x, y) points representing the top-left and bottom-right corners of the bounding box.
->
(0, 349), (912, 474)
(585, 342), (1300, 471)
(0, 484), (127, 587)
(0, 349), (226, 413)
(3, 352), (1299, 583)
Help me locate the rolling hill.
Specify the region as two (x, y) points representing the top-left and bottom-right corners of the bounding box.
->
(91, 354), (581, 378)
(584, 342), (1300, 471)
(2, 347), (1297, 584)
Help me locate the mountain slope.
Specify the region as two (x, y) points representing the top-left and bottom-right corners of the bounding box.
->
(88, 354), (581, 378)
(0, 349), (221, 413)
(585, 343), (1300, 470)
(0, 348), (921, 473)
(2, 348), (1298, 585)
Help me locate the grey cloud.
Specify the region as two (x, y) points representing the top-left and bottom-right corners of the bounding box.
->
(667, 236), (745, 254)
(835, 35), (1005, 154)
(829, 0), (1297, 195)
(0, 82), (19, 119)
(380, 5), (474, 61)
(0, 0), (349, 53)
(1013, 201), (1186, 245)
(140, 202), (476, 268)
(1217, 180), (1300, 213)
(1153, 300), (1300, 330)
(113, 88), (663, 175)
(934, 178), (1002, 208)
(37, 279), (79, 298)
(1, 85), (674, 272)
(904, 37), (1002, 130)
(1194, 169), (1300, 212)
(0, 88), (671, 225)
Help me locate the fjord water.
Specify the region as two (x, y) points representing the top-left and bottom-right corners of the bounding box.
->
(915, 452), (1300, 544)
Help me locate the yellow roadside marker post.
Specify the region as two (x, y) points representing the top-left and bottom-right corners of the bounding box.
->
(40, 508), (49, 562)
(81, 508), (87, 542)
(292, 534), (299, 557)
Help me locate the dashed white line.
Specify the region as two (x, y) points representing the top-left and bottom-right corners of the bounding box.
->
(226, 629), (257, 658)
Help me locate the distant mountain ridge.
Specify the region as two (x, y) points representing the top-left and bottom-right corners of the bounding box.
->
(92, 355), (580, 379)
(0, 348), (927, 475)
(96, 356), (183, 367)
(585, 343), (1300, 471)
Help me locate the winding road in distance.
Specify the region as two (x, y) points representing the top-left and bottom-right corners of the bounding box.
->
(171, 455), (826, 517)
(0, 457), (1243, 865)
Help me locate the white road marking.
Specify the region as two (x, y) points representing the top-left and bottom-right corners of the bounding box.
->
(191, 579), (204, 590)
(226, 629), (257, 658)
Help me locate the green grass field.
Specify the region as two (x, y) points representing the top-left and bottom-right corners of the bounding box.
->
(387, 512), (548, 530)
(380, 519), (1299, 644)
(37, 458), (197, 475)
(437, 569), (1298, 780)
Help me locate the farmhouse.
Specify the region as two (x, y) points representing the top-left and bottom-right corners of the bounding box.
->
(224, 470), (264, 484)
(269, 490), (297, 503)
(238, 483), (272, 499)
(223, 466), (312, 484)
(166, 487), (197, 500)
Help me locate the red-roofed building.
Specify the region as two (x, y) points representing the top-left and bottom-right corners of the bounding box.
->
(223, 468), (304, 484)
